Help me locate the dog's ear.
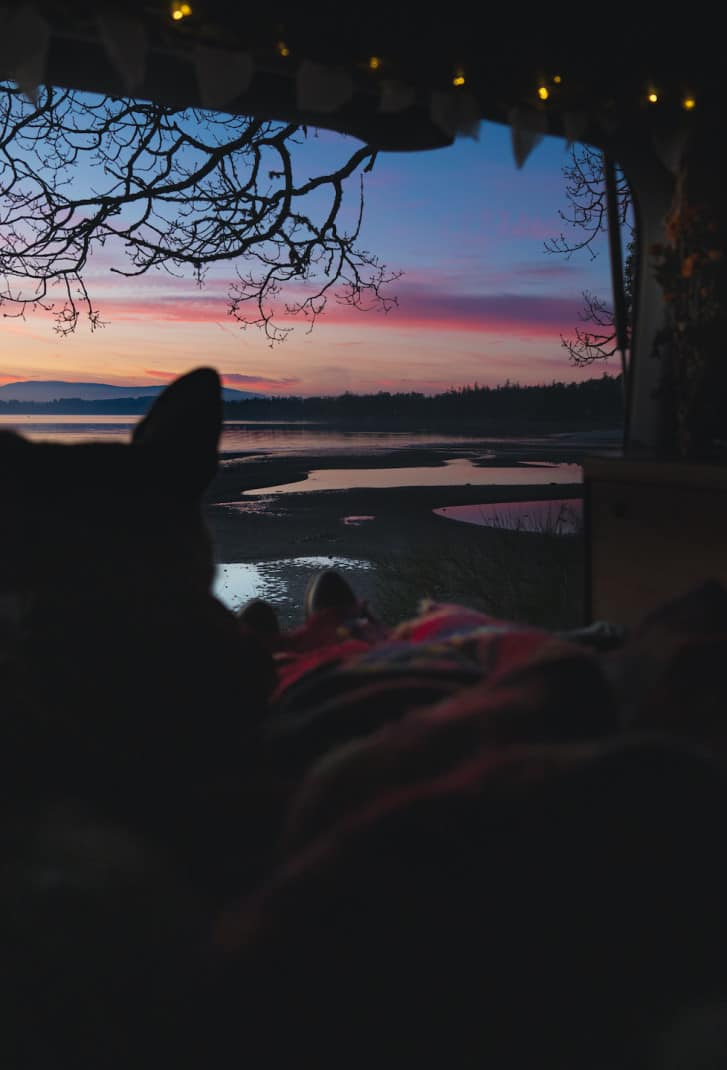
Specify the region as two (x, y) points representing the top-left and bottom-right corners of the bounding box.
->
(0, 429), (31, 457)
(132, 367), (222, 494)
(0, 430), (33, 495)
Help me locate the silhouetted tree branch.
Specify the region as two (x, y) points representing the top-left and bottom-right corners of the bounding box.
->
(0, 83), (400, 343)
(545, 143), (633, 365)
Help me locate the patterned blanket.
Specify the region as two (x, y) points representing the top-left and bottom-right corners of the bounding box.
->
(211, 581), (727, 1069)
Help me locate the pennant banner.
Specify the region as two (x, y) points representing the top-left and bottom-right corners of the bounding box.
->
(97, 8), (148, 93)
(562, 110), (588, 149)
(378, 79), (416, 114)
(652, 126), (691, 176)
(194, 45), (254, 110)
(508, 106), (547, 168)
(296, 60), (354, 113)
(0, 3), (50, 104)
(430, 90), (480, 140)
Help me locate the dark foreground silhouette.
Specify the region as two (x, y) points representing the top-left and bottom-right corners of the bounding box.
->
(3, 368), (727, 1068)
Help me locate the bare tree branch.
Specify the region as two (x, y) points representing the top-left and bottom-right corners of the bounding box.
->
(545, 143), (634, 366)
(0, 83), (399, 342)
(560, 291), (623, 366)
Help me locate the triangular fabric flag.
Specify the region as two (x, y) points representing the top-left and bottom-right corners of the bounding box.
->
(652, 125), (691, 176)
(562, 110), (588, 148)
(0, 4), (50, 104)
(97, 7), (148, 93)
(193, 45), (254, 110)
(296, 60), (353, 113)
(430, 90), (480, 140)
(598, 107), (620, 135)
(508, 106), (547, 168)
(378, 79), (416, 114)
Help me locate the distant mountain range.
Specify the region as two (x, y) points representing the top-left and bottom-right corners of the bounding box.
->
(0, 380), (260, 403)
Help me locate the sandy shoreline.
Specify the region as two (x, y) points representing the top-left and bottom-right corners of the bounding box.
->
(203, 443), (588, 564)
(200, 442), (594, 626)
(205, 478), (584, 563)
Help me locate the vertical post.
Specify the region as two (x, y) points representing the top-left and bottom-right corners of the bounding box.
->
(603, 153), (628, 373)
(616, 146), (675, 456)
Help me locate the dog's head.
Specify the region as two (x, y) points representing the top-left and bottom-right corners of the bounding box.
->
(0, 366), (223, 598)
(0, 368), (276, 885)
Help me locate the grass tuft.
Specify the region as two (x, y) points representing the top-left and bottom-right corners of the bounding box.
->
(371, 505), (584, 631)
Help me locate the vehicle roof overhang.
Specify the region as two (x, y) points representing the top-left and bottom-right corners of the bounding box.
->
(1, 4), (721, 161)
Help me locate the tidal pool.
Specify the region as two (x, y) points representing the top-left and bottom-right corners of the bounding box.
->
(213, 555), (372, 614)
(242, 459), (583, 495)
(434, 498), (583, 534)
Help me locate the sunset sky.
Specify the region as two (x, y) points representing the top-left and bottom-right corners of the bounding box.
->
(0, 116), (617, 396)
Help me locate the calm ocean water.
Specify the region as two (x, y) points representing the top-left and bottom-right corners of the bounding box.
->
(1, 413), (592, 491)
(1, 413), (594, 494)
(0, 414), (605, 454)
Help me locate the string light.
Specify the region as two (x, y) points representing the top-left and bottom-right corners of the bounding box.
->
(155, 27), (700, 125)
(170, 1), (192, 19)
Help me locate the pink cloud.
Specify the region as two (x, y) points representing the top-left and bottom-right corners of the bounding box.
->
(139, 368), (188, 382)
(142, 367), (303, 391)
(223, 373), (301, 388)
(492, 212), (560, 241)
(358, 377), (463, 392)
(89, 284), (590, 340)
(291, 286), (590, 338)
(93, 294), (229, 322)
(388, 289), (587, 335)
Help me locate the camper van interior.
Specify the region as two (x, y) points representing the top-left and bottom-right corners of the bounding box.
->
(3, 5), (727, 1068)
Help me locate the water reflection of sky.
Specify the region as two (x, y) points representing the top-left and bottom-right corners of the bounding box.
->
(243, 459), (583, 495)
(435, 498), (583, 534)
(0, 416), (514, 452)
(220, 428), (498, 454)
(213, 556), (370, 611)
(0, 417), (616, 456)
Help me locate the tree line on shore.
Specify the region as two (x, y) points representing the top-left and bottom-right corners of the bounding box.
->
(0, 374), (624, 428)
(224, 375), (623, 426)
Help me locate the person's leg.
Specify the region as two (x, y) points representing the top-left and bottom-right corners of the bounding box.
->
(236, 598), (280, 637)
(303, 569), (359, 618)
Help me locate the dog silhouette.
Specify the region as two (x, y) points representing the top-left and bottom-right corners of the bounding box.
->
(0, 367), (273, 896)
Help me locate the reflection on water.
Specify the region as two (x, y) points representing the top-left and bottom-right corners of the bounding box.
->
(0, 415), (506, 453)
(435, 498), (583, 534)
(244, 459), (583, 495)
(219, 428), (498, 455)
(218, 497), (286, 517)
(213, 555), (371, 612)
(0, 416), (617, 456)
(0, 415), (138, 443)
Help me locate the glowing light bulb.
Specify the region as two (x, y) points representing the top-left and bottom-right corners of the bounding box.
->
(553, 74), (562, 84)
(368, 56), (381, 71)
(452, 69), (465, 87)
(277, 41), (290, 57)
(170, 1), (191, 19)
(682, 95), (696, 110)
(647, 90), (659, 104)
(538, 85), (549, 101)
